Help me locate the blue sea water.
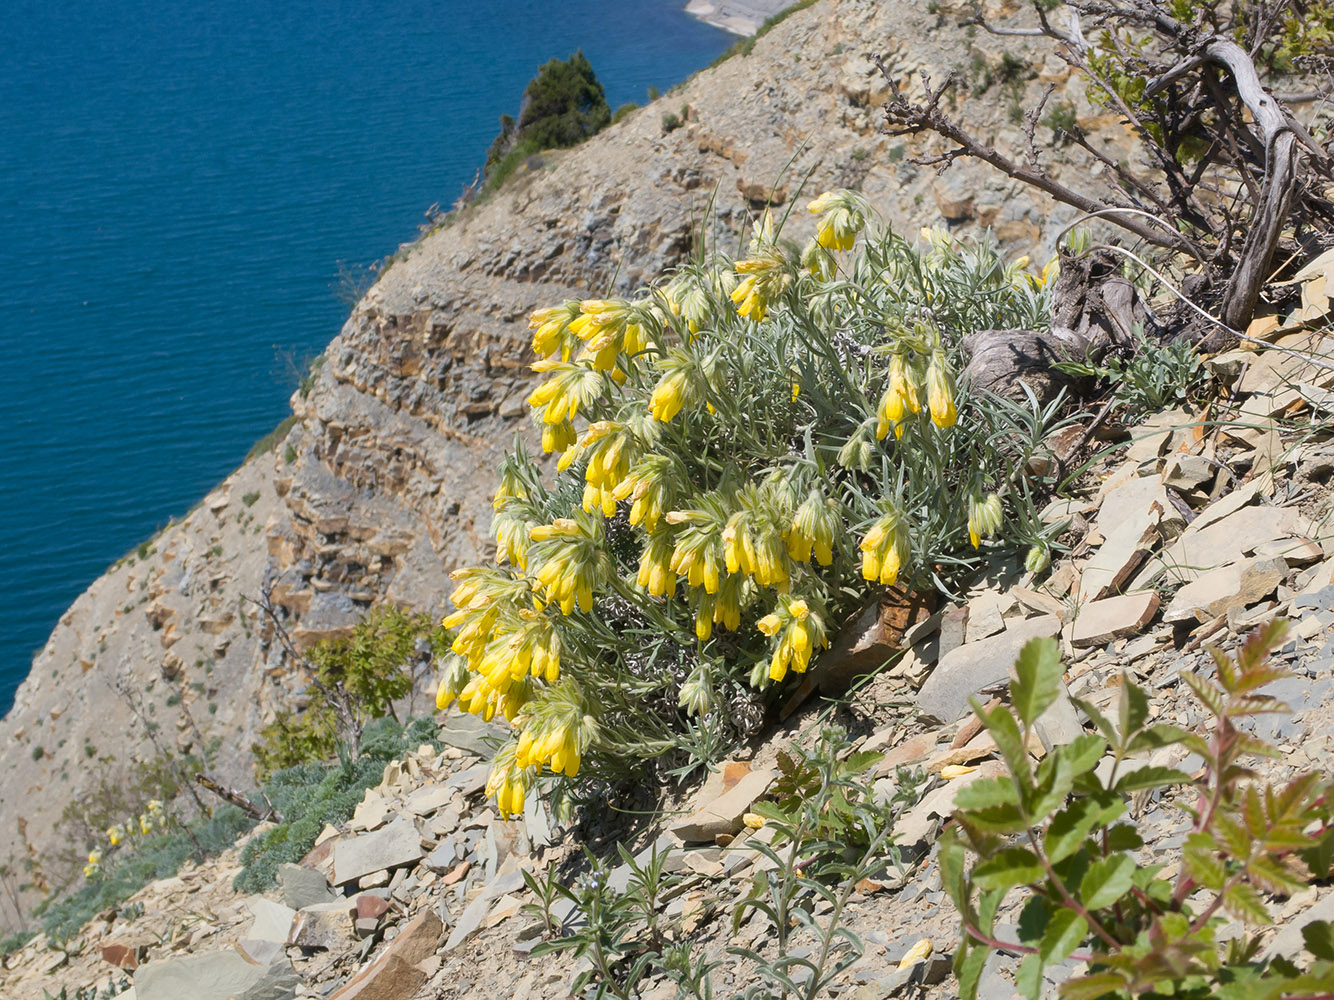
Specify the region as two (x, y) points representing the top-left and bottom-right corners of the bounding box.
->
(0, 0), (733, 715)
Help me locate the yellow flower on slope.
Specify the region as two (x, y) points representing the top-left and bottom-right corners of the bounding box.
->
(513, 680), (599, 780)
(730, 247), (791, 322)
(84, 849), (102, 878)
(568, 298), (651, 371)
(637, 528), (677, 597)
(528, 301), (582, 360)
(967, 493), (1003, 549)
(611, 454), (675, 531)
(693, 571), (746, 641)
(527, 358), (606, 425)
(662, 271), (712, 334)
(807, 190), (868, 252)
(875, 354), (922, 440)
(788, 490), (839, 566)
(485, 746), (532, 818)
(506, 611), (561, 683)
(529, 514), (611, 615)
(756, 596), (828, 682)
(540, 418), (577, 456)
(492, 505), (535, 569)
(925, 351), (957, 429)
(106, 825), (123, 847)
(860, 506), (910, 586)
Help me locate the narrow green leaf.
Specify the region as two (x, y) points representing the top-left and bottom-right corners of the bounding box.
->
(1118, 679), (1149, 742)
(973, 846), (1045, 892)
(1040, 909), (1088, 964)
(979, 701), (1030, 779)
(1012, 637), (1064, 727)
(1079, 854), (1134, 910)
(1071, 696), (1117, 748)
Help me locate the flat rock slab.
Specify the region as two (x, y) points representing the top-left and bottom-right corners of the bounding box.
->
(1071, 591), (1161, 648)
(1140, 505), (1301, 588)
(915, 615), (1062, 724)
(277, 863), (338, 911)
(135, 948), (298, 1000)
(331, 910), (443, 1000)
(437, 712), (503, 757)
(288, 900), (356, 951)
(669, 768), (777, 842)
(403, 785), (452, 816)
(332, 818), (424, 887)
(245, 897), (296, 944)
(1164, 556), (1288, 623)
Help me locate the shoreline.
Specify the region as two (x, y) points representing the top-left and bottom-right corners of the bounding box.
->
(684, 0), (793, 36)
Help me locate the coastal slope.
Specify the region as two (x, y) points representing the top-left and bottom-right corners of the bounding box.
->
(0, 0), (1119, 923)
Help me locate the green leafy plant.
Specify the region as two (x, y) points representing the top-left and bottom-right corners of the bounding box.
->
(525, 726), (924, 1000)
(1053, 326), (1203, 419)
(236, 716), (439, 893)
(943, 623), (1334, 1000)
(253, 605), (442, 776)
(440, 199), (1069, 817)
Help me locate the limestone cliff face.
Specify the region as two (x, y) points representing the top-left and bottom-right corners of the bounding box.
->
(0, 0), (1118, 922)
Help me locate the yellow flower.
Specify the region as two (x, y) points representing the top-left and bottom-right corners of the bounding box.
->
(967, 493), (1003, 549)
(492, 506), (534, 569)
(667, 500), (728, 593)
(529, 514), (611, 615)
(860, 507), (910, 586)
(650, 369), (690, 422)
(106, 825), (123, 847)
(800, 238), (837, 280)
(485, 744), (533, 818)
(506, 612), (561, 683)
(694, 571), (746, 640)
(84, 849), (102, 878)
(512, 680), (598, 780)
(528, 301), (582, 359)
(527, 358), (606, 425)
(730, 245), (791, 322)
(678, 663), (715, 716)
(540, 418), (577, 455)
(940, 764), (978, 780)
(637, 528), (677, 597)
(925, 352), (957, 429)
(807, 190), (867, 252)
(1025, 544), (1051, 575)
(757, 596), (828, 682)
(568, 298), (652, 371)
(577, 420), (639, 494)
(662, 271), (712, 333)
(876, 353), (922, 440)
(611, 455), (675, 531)
(788, 491), (838, 566)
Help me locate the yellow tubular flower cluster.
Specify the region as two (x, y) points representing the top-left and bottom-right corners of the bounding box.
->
(637, 528), (676, 597)
(967, 493), (1004, 549)
(611, 454), (674, 531)
(876, 354), (922, 440)
(666, 507), (725, 593)
(529, 516), (607, 614)
(730, 247), (792, 323)
(664, 271), (712, 333)
(568, 298), (650, 371)
(693, 571), (745, 640)
(723, 507), (789, 587)
(485, 751), (531, 818)
(506, 612), (561, 683)
(492, 506), (533, 569)
(926, 351), (957, 429)
(756, 597), (828, 682)
(527, 358), (605, 426)
(528, 301), (582, 360)
(807, 190), (868, 252)
(860, 507), (911, 586)
(788, 491), (838, 566)
(541, 418), (577, 455)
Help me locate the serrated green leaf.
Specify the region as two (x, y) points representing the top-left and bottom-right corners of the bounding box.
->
(1125, 723), (1193, 753)
(1018, 894), (1051, 945)
(1016, 953), (1045, 1000)
(1046, 795), (1122, 863)
(1118, 679), (1150, 741)
(1222, 881), (1271, 925)
(1182, 832), (1226, 890)
(1071, 696), (1117, 747)
(973, 846), (1045, 891)
(1041, 909), (1088, 964)
(1012, 637), (1064, 727)
(1303, 920), (1334, 961)
(1060, 971), (1127, 1000)
(954, 776), (1021, 810)
(964, 802), (1030, 834)
(979, 701), (1031, 780)
(1079, 854), (1134, 910)
(1058, 733), (1108, 777)
(1111, 765), (1190, 793)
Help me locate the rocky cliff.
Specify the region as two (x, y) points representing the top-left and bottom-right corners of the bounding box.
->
(0, 0), (1126, 926)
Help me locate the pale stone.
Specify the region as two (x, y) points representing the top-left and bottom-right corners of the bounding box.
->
(1163, 557), (1289, 623)
(329, 910), (443, 999)
(277, 864), (338, 911)
(669, 768), (778, 842)
(135, 948), (298, 1000)
(244, 897), (296, 945)
(1071, 591), (1161, 648)
(915, 615), (1062, 723)
(287, 900), (356, 951)
(332, 819), (424, 887)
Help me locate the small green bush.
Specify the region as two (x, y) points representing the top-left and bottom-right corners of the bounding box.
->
(611, 102), (638, 124)
(241, 490), (261, 507)
(31, 746), (44, 761)
(252, 606), (443, 777)
(236, 716), (439, 893)
(944, 623), (1334, 999)
(245, 414), (299, 462)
